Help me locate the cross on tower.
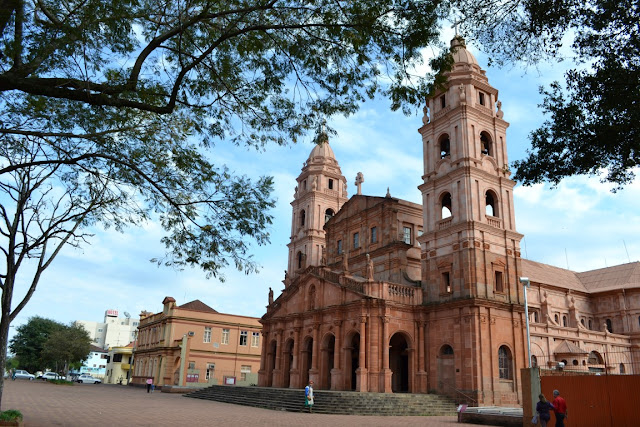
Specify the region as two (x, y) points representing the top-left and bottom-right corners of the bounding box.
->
(355, 172), (364, 195)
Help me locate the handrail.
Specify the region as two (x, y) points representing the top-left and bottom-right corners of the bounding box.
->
(438, 380), (478, 406)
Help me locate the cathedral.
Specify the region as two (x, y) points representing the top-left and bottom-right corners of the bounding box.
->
(257, 38), (640, 406)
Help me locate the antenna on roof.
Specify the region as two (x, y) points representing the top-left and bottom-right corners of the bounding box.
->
(623, 240), (631, 263)
(565, 248), (570, 270)
(124, 312), (131, 318)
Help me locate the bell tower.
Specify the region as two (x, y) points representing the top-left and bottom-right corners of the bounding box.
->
(418, 36), (524, 303)
(287, 131), (348, 283)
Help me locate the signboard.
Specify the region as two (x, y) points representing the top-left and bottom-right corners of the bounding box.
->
(224, 376), (236, 385)
(186, 373), (199, 383)
(105, 309), (119, 317)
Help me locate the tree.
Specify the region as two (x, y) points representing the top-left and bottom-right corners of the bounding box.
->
(451, 0), (640, 189)
(41, 324), (91, 375)
(9, 316), (64, 373)
(0, 0), (451, 409)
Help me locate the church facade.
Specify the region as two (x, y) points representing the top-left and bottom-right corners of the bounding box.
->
(258, 38), (640, 406)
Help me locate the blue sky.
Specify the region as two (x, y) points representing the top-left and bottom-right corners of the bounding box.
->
(8, 28), (640, 339)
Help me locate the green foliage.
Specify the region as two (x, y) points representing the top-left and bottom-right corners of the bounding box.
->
(0, 410), (23, 422)
(41, 324), (91, 372)
(451, 0), (640, 189)
(9, 317), (65, 373)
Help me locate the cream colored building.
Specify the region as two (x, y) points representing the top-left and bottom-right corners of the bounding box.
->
(105, 343), (134, 385)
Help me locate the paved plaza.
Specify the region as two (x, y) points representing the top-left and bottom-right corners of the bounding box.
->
(1, 380), (497, 426)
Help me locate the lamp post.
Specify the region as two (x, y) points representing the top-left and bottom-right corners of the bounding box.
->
(519, 277), (532, 368)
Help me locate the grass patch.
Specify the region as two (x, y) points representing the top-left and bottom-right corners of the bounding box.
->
(0, 410), (23, 422)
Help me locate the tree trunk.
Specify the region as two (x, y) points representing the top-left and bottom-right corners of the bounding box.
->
(0, 278), (14, 411)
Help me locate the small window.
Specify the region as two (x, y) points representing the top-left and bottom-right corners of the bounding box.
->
(562, 316), (568, 327)
(439, 135), (451, 158)
(440, 95), (446, 109)
(188, 361), (196, 369)
(533, 311), (539, 323)
(303, 180), (307, 190)
(353, 232), (360, 248)
(588, 319), (593, 330)
(620, 363), (626, 374)
(580, 318), (585, 327)
(554, 314), (559, 324)
(240, 330), (248, 346)
(478, 91), (485, 106)
(113, 354), (123, 363)
(337, 240), (343, 254)
(403, 227), (411, 244)
(606, 319), (613, 333)
(206, 363), (215, 380)
(328, 179), (334, 190)
(441, 192), (452, 219)
(240, 365), (251, 381)
(251, 332), (260, 347)
(297, 251), (304, 269)
(325, 208), (335, 223)
(486, 191), (497, 217)
(98, 328), (103, 333)
(371, 226), (377, 243)
(442, 272), (451, 294)
(300, 209), (306, 227)
(498, 346), (512, 380)
(494, 271), (504, 293)
(221, 329), (230, 345)
(204, 327), (212, 343)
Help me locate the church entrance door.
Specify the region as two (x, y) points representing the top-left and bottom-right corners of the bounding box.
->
(301, 337), (313, 386)
(437, 345), (455, 395)
(321, 334), (335, 390)
(346, 333), (360, 391)
(389, 333), (410, 392)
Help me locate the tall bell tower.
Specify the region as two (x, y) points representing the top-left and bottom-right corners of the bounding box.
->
(287, 131), (348, 283)
(418, 36), (523, 302)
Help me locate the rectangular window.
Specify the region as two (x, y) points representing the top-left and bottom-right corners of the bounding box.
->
(328, 179), (334, 190)
(97, 328), (103, 333)
(221, 329), (230, 345)
(479, 91), (485, 106)
(203, 327), (212, 343)
(495, 271), (504, 293)
(251, 332), (260, 347)
(240, 330), (248, 346)
(188, 361), (195, 370)
(370, 226), (377, 243)
(337, 240), (343, 254)
(403, 226), (411, 244)
(442, 272), (451, 294)
(440, 94), (446, 109)
(240, 365), (251, 381)
(353, 232), (359, 248)
(418, 229), (423, 237)
(113, 354), (123, 363)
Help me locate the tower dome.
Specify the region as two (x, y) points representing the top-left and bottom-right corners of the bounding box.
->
(450, 37), (479, 66)
(308, 140), (336, 161)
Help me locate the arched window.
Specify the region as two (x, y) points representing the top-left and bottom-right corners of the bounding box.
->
(606, 319), (613, 333)
(498, 346), (512, 380)
(324, 208), (335, 223)
(480, 131), (492, 156)
(440, 344), (454, 356)
(297, 251), (303, 269)
(300, 209), (306, 227)
(308, 286), (316, 310)
(485, 190), (498, 217)
(580, 318), (585, 327)
(441, 192), (452, 219)
(562, 316), (568, 327)
(439, 134), (450, 158)
(532, 311), (539, 323)
(588, 319), (593, 330)
(588, 351), (604, 365)
(620, 363), (626, 374)
(554, 314), (559, 324)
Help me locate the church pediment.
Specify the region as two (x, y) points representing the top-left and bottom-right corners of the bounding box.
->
(553, 339), (588, 355)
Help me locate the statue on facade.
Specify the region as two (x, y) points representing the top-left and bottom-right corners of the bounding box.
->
(422, 105), (430, 125)
(268, 287), (274, 305)
(459, 84), (466, 104)
(496, 100), (504, 119)
(312, 175), (318, 190)
(342, 250), (349, 273)
(321, 247), (327, 265)
(366, 254), (374, 281)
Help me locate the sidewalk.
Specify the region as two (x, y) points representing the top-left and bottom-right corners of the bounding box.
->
(1, 380), (496, 426)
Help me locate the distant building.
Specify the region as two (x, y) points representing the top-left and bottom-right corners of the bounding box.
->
(132, 297), (262, 389)
(75, 309), (139, 349)
(74, 345), (108, 378)
(105, 343), (134, 384)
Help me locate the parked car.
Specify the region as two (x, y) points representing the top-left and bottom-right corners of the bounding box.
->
(76, 374), (101, 384)
(13, 370), (35, 380)
(38, 372), (66, 381)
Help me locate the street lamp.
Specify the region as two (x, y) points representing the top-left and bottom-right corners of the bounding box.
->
(519, 277), (532, 368)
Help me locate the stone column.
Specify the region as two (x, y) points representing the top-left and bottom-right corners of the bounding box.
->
(417, 320), (427, 392)
(309, 323), (320, 384)
(331, 320), (342, 390)
(356, 315), (368, 391)
(382, 316), (392, 392)
(258, 330), (269, 386)
(289, 327), (301, 388)
(271, 330), (283, 387)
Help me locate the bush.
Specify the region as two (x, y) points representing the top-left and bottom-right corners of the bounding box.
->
(0, 410), (23, 422)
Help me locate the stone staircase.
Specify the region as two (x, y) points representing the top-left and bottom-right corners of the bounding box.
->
(184, 385), (458, 416)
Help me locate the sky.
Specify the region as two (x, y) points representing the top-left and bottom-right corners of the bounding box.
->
(7, 27), (640, 341)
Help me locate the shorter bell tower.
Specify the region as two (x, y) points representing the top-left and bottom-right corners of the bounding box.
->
(286, 131), (348, 283)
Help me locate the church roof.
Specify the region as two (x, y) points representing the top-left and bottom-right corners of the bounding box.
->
(576, 262), (640, 292)
(554, 339), (588, 355)
(450, 37), (479, 66)
(521, 259), (587, 292)
(178, 300), (218, 313)
(308, 140), (335, 161)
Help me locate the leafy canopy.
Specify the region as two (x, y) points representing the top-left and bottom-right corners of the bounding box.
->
(451, 0), (640, 189)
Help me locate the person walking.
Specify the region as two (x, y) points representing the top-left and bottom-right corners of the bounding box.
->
(551, 389), (568, 427)
(535, 393), (555, 427)
(304, 380), (314, 413)
(146, 377), (153, 393)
